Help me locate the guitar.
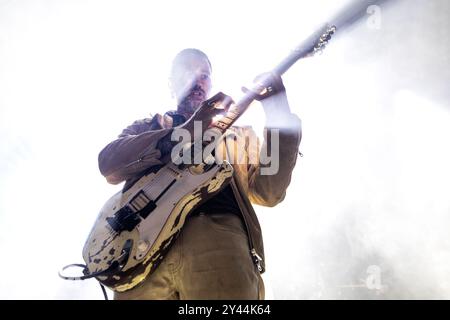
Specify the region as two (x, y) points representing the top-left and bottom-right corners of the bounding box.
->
(60, 0), (390, 293)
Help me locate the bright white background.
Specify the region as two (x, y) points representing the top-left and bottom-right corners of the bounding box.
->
(1, 0), (449, 299)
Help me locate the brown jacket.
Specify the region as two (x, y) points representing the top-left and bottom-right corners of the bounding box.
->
(98, 109), (302, 273)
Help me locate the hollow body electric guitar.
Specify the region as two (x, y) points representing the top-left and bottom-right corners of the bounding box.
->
(60, 0), (390, 293)
(83, 156), (235, 291)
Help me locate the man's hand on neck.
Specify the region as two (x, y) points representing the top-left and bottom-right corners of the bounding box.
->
(177, 92), (232, 141)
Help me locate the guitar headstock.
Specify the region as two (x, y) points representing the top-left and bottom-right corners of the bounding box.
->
(309, 25), (337, 56)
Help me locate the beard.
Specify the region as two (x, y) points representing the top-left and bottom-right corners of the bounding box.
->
(178, 84), (206, 116)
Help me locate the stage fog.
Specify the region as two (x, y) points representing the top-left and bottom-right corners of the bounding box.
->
(0, 0), (449, 299)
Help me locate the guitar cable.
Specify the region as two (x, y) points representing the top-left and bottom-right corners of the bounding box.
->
(59, 263), (110, 300)
(59, 242), (133, 300)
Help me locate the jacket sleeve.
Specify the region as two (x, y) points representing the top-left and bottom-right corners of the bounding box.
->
(98, 117), (174, 184)
(246, 95), (302, 207)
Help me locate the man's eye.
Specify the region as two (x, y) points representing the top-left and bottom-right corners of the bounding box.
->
(200, 74), (209, 81)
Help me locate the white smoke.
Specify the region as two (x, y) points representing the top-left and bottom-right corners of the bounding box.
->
(0, 0), (449, 299)
(258, 0), (450, 299)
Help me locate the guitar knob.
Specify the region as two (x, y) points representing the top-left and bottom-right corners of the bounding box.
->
(137, 240), (149, 253)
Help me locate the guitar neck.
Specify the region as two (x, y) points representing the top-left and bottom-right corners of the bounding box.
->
(210, 24), (331, 134)
(210, 0), (392, 134)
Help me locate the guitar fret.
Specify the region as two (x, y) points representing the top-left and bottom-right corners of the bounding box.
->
(213, 110), (240, 131)
(226, 110), (239, 120)
(220, 117), (233, 125)
(215, 121), (228, 130)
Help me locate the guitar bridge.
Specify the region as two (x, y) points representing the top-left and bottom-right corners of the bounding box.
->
(106, 205), (141, 233)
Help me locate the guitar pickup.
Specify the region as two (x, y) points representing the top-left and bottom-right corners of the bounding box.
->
(129, 191), (156, 220)
(130, 191), (151, 211)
